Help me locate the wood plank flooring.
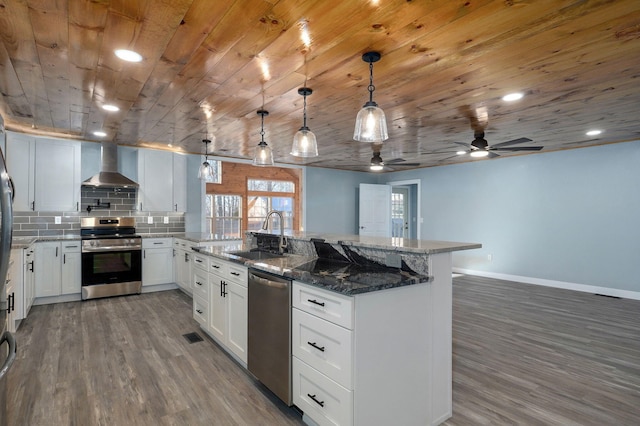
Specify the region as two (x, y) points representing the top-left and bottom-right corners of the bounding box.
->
(7, 277), (640, 425)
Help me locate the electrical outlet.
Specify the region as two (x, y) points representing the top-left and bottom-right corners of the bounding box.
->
(163, 216), (169, 224)
(54, 216), (61, 224)
(488, 254), (493, 262)
(147, 216), (153, 224)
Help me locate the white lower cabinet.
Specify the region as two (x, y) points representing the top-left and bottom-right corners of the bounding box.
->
(142, 238), (174, 286)
(35, 241), (81, 298)
(292, 279), (439, 426)
(191, 253), (248, 364)
(173, 238), (192, 294)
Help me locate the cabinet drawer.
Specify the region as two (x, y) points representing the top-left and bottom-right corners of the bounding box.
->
(226, 263), (247, 287)
(293, 357), (353, 426)
(193, 294), (208, 326)
(293, 282), (354, 329)
(143, 238), (172, 249)
(208, 257), (226, 274)
(60, 242), (81, 253)
(192, 252), (208, 272)
(293, 308), (353, 389)
(192, 269), (208, 300)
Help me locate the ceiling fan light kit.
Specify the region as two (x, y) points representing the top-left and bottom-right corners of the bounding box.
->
(254, 110), (274, 167)
(370, 151), (384, 171)
(354, 51), (389, 143)
(291, 87), (318, 157)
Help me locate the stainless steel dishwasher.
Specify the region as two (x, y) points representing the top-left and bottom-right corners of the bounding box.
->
(248, 269), (292, 405)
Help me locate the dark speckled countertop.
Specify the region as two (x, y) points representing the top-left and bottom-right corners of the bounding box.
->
(194, 244), (432, 296)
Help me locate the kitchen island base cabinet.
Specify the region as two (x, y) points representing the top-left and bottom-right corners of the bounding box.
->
(293, 252), (453, 426)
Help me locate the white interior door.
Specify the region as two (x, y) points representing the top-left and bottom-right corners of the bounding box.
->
(359, 183), (391, 237)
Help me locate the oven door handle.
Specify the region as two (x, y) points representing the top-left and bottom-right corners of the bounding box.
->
(82, 246), (142, 253)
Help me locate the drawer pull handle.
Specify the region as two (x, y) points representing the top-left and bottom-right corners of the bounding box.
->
(211, 265), (220, 269)
(308, 299), (325, 307)
(307, 341), (325, 352)
(195, 259), (203, 263)
(196, 309), (203, 314)
(307, 394), (325, 407)
(196, 281), (203, 286)
(153, 242), (163, 245)
(230, 271), (240, 276)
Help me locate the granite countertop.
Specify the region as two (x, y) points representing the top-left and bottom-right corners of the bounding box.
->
(11, 234), (81, 248)
(140, 232), (242, 244)
(249, 230), (481, 254)
(193, 244), (432, 296)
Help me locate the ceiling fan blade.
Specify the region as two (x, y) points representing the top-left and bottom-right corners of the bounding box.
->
(389, 163), (420, 166)
(385, 158), (408, 164)
(491, 146), (543, 152)
(487, 152), (500, 159)
(489, 137), (533, 148)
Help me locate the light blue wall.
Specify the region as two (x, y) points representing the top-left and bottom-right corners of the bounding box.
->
(385, 141), (640, 292)
(305, 167), (378, 234)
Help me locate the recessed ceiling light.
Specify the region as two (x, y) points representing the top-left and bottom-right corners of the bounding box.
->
(102, 104), (119, 112)
(114, 49), (142, 62)
(586, 129), (602, 136)
(456, 150), (466, 155)
(93, 131), (107, 137)
(502, 92), (524, 102)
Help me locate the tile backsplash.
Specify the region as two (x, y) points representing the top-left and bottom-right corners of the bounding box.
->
(12, 187), (185, 237)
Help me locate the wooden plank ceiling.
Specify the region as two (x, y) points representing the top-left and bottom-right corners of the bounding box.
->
(0, 0), (639, 172)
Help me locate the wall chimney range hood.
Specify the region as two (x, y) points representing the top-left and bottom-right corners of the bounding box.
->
(82, 142), (138, 188)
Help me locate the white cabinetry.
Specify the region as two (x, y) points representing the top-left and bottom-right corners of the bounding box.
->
(192, 253), (248, 364)
(5, 132), (81, 212)
(172, 153), (187, 212)
(35, 241), (81, 298)
(173, 238), (192, 294)
(137, 150), (186, 212)
(142, 238), (174, 286)
(292, 271), (448, 426)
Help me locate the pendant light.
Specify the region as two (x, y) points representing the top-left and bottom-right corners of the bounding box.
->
(198, 139), (215, 180)
(253, 110), (274, 166)
(291, 87), (318, 157)
(353, 51), (388, 143)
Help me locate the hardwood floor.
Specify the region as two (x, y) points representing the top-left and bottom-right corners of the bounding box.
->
(7, 277), (640, 425)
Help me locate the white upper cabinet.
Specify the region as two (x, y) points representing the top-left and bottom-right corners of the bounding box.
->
(5, 132), (35, 211)
(137, 148), (173, 211)
(6, 132), (80, 212)
(172, 153), (187, 212)
(34, 138), (81, 211)
(138, 149), (187, 212)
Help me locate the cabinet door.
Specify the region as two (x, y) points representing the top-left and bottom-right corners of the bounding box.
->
(226, 281), (248, 363)
(8, 250), (24, 323)
(24, 248), (35, 313)
(142, 247), (174, 286)
(34, 138), (81, 211)
(209, 274), (226, 342)
(61, 250), (81, 295)
(5, 133), (36, 211)
(138, 149), (173, 211)
(34, 242), (61, 297)
(172, 153), (187, 212)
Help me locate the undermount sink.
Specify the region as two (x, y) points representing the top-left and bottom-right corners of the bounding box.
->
(229, 250), (285, 261)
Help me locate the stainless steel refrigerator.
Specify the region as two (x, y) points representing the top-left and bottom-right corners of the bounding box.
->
(0, 143), (17, 424)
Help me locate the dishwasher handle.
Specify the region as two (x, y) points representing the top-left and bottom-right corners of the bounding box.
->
(249, 272), (289, 289)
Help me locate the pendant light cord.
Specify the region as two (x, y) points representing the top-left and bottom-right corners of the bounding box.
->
(260, 113), (265, 143)
(368, 61), (375, 103)
(302, 92), (308, 128)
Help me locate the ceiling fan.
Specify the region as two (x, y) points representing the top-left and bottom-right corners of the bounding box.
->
(369, 145), (420, 172)
(447, 104), (543, 159)
(452, 131), (543, 159)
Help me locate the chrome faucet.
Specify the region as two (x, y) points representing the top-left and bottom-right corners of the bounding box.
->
(262, 210), (287, 254)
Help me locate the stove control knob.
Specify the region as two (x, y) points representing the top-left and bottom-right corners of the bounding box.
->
(90, 241), (97, 247)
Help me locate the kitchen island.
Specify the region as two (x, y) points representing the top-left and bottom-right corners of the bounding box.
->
(193, 231), (480, 426)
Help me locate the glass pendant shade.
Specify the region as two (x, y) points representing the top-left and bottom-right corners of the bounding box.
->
(254, 141), (273, 166)
(291, 127), (318, 157)
(198, 161), (214, 180)
(291, 87), (318, 157)
(354, 102), (388, 143)
(354, 51), (389, 143)
(253, 109), (274, 166)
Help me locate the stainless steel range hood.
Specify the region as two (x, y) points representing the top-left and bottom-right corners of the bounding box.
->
(82, 142), (138, 188)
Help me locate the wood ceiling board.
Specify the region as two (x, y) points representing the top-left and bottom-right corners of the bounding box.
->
(0, 0), (638, 170)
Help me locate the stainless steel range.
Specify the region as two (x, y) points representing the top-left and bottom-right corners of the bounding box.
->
(80, 217), (142, 300)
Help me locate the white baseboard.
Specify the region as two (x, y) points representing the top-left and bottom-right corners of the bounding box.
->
(141, 282), (179, 293)
(452, 268), (640, 301)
